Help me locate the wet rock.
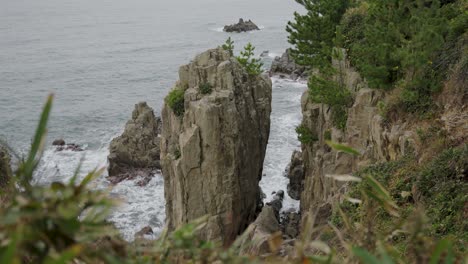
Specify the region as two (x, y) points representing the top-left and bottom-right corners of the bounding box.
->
(106, 168), (155, 186)
(135, 226), (154, 239)
(0, 146), (12, 189)
(260, 50), (269, 57)
(56, 143), (84, 152)
(161, 47), (272, 244)
(267, 190), (284, 219)
(270, 49), (308, 80)
(108, 102), (161, 178)
(223, 18), (260, 33)
(286, 150), (304, 200)
(52, 139), (65, 146)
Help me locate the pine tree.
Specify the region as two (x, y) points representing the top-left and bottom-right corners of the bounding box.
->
(286, 0), (350, 71)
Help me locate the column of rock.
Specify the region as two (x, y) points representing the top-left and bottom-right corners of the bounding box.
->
(160, 48), (272, 244)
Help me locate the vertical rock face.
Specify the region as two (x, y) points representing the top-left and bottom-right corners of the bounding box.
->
(0, 146), (12, 189)
(298, 50), (417, 215)
(286, 150), (304, 200)
(108, 102), (161, 177)
(161, 48), (272, 243)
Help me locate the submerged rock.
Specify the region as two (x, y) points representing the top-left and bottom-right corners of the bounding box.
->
(52, 139), (65, 146)
(108, 102), (161, 180)
(0, 146), (12, 189)
(286, 150), (304, 200)
(134, 226), (154, 240)
(223, 18), (260, 33)
(270, 49), (308, 80)
(56, 143), (83, 152)
(161, 47), (272, 244)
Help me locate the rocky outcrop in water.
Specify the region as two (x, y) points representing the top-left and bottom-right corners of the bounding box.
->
(224, 18), (260, 33)
(161, 47), (272, 244)
(52, 139), (84, 152)
(270, 49), (308, 80)
(0, 146), (12, 189)
(107, 102), (161, 183)
(285, 150), (304, 200)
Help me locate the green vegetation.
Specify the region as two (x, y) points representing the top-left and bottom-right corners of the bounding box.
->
(324, 130), (332, 141)
(296, 124), (318, 144)
(222, 37), (235, 56)
(288, 0), (467, 118)
(166, 88), (185, 117)
(335, 145), (468, 258)
(236, 42), (264, 76)
(221, 38), (264, 76)
(199, 82), (213, 95)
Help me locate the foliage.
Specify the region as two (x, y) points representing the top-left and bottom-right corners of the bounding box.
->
(199, 82), (213, 95)
(222, 37), (235, 56)
(286, 0), (350, 70)
(236, 43), (264, 76)
(296, 124), (317, 144)
(308, 74), (352, 130)
(289, 0), (467, 117)
(417, 145), (467, 240)
(166, 88), (185, 117)
(0, 95), (121, 263)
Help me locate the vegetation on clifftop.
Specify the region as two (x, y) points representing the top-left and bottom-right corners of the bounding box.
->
(288, 0), (467, 120)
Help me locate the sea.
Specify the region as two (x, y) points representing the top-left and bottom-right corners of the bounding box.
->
(0, 0), (306, 241)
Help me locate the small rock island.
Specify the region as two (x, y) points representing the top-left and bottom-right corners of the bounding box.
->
(223, 18), (260, 33)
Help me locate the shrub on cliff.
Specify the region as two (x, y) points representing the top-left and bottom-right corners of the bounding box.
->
(288, 0), (467, 116)
(166, 88), (185, 116)
(199, 82), (213, 95)
(236, 42), (264, 76)
(222, 37), (235, 56)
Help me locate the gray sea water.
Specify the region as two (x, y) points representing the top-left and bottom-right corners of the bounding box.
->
(0, 0), (305, 240)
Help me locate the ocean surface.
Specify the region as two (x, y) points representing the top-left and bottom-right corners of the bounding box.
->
(0, 0), (305, 240)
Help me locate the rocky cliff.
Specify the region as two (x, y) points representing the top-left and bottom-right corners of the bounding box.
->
(108, 102), (161, 181)
(160, 47), (272, 244)
(298, 49), (467, 216)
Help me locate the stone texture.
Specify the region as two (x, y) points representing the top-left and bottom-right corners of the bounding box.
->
(108, 102), (161, 178)
(270, 49), (308, 80)
(298, 49), (416, 216)
(285, 150), (304, 200)
(161, 47), (272, 244)
(223, 18), (260, 33)
(234, 192), (284, 255)
(0, 146), (12, 189)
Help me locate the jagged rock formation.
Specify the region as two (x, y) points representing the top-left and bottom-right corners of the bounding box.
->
(0, 146), (12, 189)
(234, 191), (284, 255)
(297, 49), (468, 216)
(107, 102), (161, 181)
(270, 49), (308, 80)
(285, 150), (304, 200)
(161, 47), (272, 244)
(224, 18), (260, 33)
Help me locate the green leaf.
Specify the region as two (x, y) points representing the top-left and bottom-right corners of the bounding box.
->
(430, 239), (454, 264)
(352, 247), (380, 264)
(21, 94), (54, 187)
(326, 140), (360, 155)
